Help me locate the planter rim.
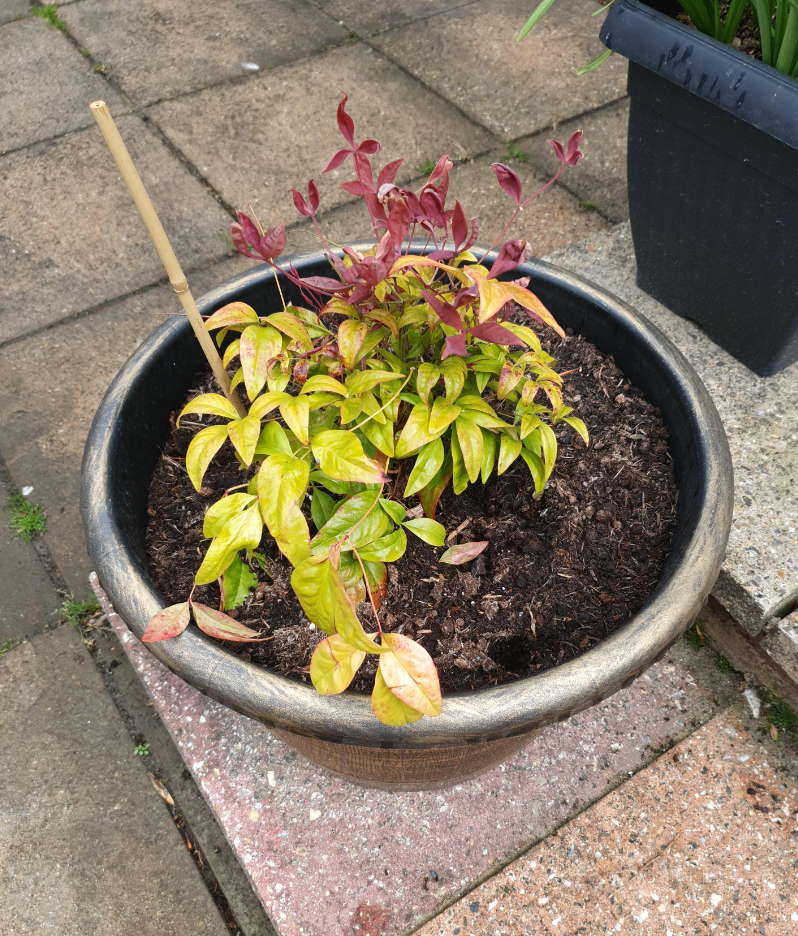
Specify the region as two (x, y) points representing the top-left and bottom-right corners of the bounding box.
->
(602, 0), (798, 152)
(81, 245), (733, 749)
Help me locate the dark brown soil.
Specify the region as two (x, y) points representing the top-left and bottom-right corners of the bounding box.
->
(678, 2), (763, 60)
(145, 328), (677, 694)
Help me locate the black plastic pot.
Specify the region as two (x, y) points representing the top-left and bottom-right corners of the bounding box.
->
(601, 0), (798, 376)
(81, 247), (733, 790)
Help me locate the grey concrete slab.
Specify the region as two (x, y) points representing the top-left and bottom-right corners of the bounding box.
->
(61, 0), (347, 107)
(0, 115), (232, 345)
(314, 147), (607, 255)
(0, 0), (30, 26)
(0, 625), (229, 936)
(0, 254), (254, 594)
(0, 17), (126, 154)
(517, 98), (631, 223)
(0, 481), (61, 644)
(369, 0), (628, 142)
(310, 0), (480, 37)
(548, 224), (798, 635)
(147, 43), (492, 233)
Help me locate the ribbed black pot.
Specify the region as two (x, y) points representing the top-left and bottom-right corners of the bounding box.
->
(81, 247), (733, 790)
(601, 0), (798, 376)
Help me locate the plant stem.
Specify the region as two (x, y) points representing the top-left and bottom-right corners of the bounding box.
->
(353, 547), (382, 633)
(350, 369), (414, 432)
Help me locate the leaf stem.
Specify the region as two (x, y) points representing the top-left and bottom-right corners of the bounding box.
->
(352, 546), (382, 633)
(350, 369), (414, 432)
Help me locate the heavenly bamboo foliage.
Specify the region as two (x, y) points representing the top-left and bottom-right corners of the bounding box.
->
(521, 0), (798, 78)
(146, 94), (590, 725)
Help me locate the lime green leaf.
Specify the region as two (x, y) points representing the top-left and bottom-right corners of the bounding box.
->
(240, 324), (283, 401)
(230, 367), (244, 392)
(290, 552), (385, 652)
(142, 602), (190, 642)
(345, 369), (401, 396)
(428, 397), (462, 435)
(404, 438), (445, 498)
(440, 356), (467, 403)
(264, 311), (312, 350)
(254, 420), (293, 457)
(300, 375), (348, 396)
(402, 517), (445, 546)
(339, 396), (363, 425)
(520, 448), (546, 495)
(338, 549), (366, 606)
(539, 422), (558, 477)
(279, 395), (310, 445)
(338, 319), (368, 370)
(416, 363), (441, 404)
(204, 301), (259, 331)
(360, 414), (395, 459)
(395, 403), (439, 458)
(379, 498), (406, 525)
(222, 339), (241, 369)
(498, 434), (522, 475)
(195, 504), (264, 585)
(311, 487), (336, 531)
(191, 601), (266, 642)
(311, 490), (388, 552)
(563, 416), (589, 445)
(357, 527), (407, 562)
(185, 424), (228, 491)
(418, 455), (452, 520)
(455, 415), (483, 483)
(257, 454), (310, 567)
(203, 493), (256, 538)
(450, 426), (469, 495)
(178, 393), (238, 425)
(378, 632), (442, 717)
(309, 471), (350, 495)
(439, 541), (489, 565)
(521, 413), (543, 440)
(481, 429), (498, 483)
(311, 430), (387, 484)
(518, 0), (558, 40)
(223, 555), (258, 610)
(371, 667), (424, 726)
(310, 634), (367, 695)
(248, 390), (291, 420)
(227, 413), (261, 466)
(355, 326), (388, 363)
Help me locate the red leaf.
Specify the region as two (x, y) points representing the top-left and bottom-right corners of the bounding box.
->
(190, 602), (268, 642)
(377, 158), (403, 189)
(549, 130), (583, 166)
(258, 224), (286, 260)
(487, 238), (527, 280)
(142, 602), (190, 642)
(419, 187), (446, 228)
(451, 199), (468, 250)
(439, 541), (489, 565)
(549, 139), (566, 162)
(468, 321), (523, 345)
(358, 139), (381, 155)
(230, 222), (261, 260)
(336, 92), (355, 146)
(291, 188), (312, 216)
(442, 333), (468, 359)
(364, 192), (388, 227)
(307, 178), (320, 213)
(421, 289), (464, 331)
(301, 275), (349, 292)
(491, 163), (523, 206)
(387, 197), (413, 251)
(323, 148), (351, 173)
(339, 180), (366, 197)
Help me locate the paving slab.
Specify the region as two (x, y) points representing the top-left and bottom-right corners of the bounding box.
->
(0, 115), (234, 345)
(61, 0), (347, 107)
(0, 480), (61, 644)
(146, 43), (492, 233)
(0, 624), (230, 936)
(314, 148), (607, 256)
(310, 0), (480, 37)
(95, 579), (718, 936)
(421, 710), (798, 935)
(548, 224), (798, 635)
(517, 98), (631, 223)
(368, 0), (628, 142)
(0, 254), (254, 594)
(0, 17), (126, 154)
(0, 0), (29, 26)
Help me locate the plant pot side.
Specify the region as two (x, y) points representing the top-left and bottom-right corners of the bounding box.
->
(81, 247), (733, 790)
(601, 0), (798, 377)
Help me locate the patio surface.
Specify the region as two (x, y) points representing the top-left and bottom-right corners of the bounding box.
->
(1, 1), (796, 934)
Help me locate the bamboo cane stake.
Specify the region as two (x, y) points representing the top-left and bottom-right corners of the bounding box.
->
(89, 100), (246, 417)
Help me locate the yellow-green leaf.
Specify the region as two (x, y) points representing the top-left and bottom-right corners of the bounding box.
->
(195, 504), (264, 585)
(481, 428), (498, 483)
(455, 415), (483, 483)
(428, 397), (462, 435)
(395, 403), (438, 458)
(185, 424), (228, 490)
(191, 601), (266, 642)
(301, 375), (348, 396)
(311, 430), (387, 484)
(279, 395), (310, 445)
(248, 390), (291, 420)
(416, 363), (441, 405)
(371, 667), (424, 726)
(222, 339), (241, 369)
(338, 319), (368, 371)
(439, 356), (467, 404)
(357, 527), (407, 563)
(520, 448), (546, 495)
(240, 324), (283, 401)
(345, 369), (401, 396)
(203, 493), (256, 538)
(227, 412), (261, 465)
(378, 632), (442, 717)
(539, 422), (558, 478)
(204, 302), (259, 331)
(311, 490), (387, 552)
(563, 416), (589, 445)
(222, 555), (258, 610)
(498, 434), (522, 475)
(254, 420), (293, 457)
(310, 634), (367, 694)
(178, 393), (238, 425)
(450, 428), (469, 495)
(257, 454), (310, 567)
(401, 517), (445, 546)
(264, 311), (312, 349)
(404, 438), (445, 497)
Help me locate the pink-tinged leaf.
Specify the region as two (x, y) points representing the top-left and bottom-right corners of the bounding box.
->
(259, 223), (286, 260)
(487, 239), (527, 280)
(439, 541), (489, 565)
(421, 289), (464, 331)
(377, 158), (403, 189)
(204, 301), (260, 331)
(358, 139), (381, 155)
(353, 149), (375, 192)
(387, 197), (413, 251)
(237, 211), (262, 248)
(463, 217), (479, 251)
(451, 199), (468, 250)
(339, 180), (366, 198)
(307, 178), (320, 213)
(191, 602), (268, 642)
(500, 282), (566, 338)
(419, 187), (446, 228)
(426, 155), (453, 203)
(291, 188), (312, 217)
(323, 148), (351, 173)
(491, 163), (523, 206)
(230, 222), (261, 259)
(468, 321), (523, 345)
(378, 632), (442, 718)
(336, 92), (355, 146)
(442, 333), (468, 359)
(566, 130), (583, 164)
(142, 602), (190, 642)
(549, 139), (566, 162)
(301, 275), (349, 293)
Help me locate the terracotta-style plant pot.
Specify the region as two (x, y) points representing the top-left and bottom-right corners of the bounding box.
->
(81, 246), (733, 790)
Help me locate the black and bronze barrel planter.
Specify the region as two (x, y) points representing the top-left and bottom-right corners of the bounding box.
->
(81, 246), (733, 791)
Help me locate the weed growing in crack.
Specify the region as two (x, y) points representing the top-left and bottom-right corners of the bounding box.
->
(134, 743), (152, 757)
(32, 3), (66, 31)
(0, 639), (13, 659)
(6, 488), (47, 543)
(62, 597), (100, 628)
(507, 143), (530, 163)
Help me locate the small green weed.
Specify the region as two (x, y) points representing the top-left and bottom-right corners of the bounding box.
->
(717, 655), (732, 674)
(0, 638), (13, 659)
(418, 159), (437, 177)
(93, 62), (111, 75)
(6, 488), (47, 543)
(583, 200), (596, 211)
(683, 621), (703, 650)
(62, 597), (100, 628)
(507, 143), (530, 163)
(764, 691), (798, 744)
(134, 743), (151, 757)
(79, 47), (90, 57)
(32, 4), (67, 31)
(342, 34), (358, 45)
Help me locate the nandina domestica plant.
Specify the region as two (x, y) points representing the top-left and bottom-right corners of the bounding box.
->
(143, 95), (588, 726)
